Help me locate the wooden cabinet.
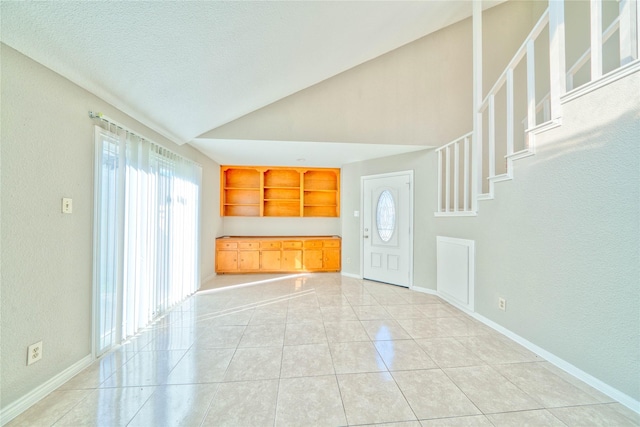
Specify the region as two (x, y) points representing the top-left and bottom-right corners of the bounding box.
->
(215, 236), (341, 273)
(221, 166), (340, 217)
(215, 240), (239, 272)
(216, 250), (238, 272)
(281, 241), (303, 271)
(303, 249), (324, 270)
(261, 241), (282, 270)
(303, 239), (341, 270)
(238, 241), (260, 270)
(323, 248), (341, 271)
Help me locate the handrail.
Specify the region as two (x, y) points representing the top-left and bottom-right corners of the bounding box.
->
(481, 9), (550, 109)
(435, 131), (474, 152)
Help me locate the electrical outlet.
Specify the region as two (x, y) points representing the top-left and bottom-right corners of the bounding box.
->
(498, 297), (506, 311)
(62, 198), (73, 214)
(27, 341), (43, 365)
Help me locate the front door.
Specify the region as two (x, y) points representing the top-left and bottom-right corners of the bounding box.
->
(362, 171), (413, 287)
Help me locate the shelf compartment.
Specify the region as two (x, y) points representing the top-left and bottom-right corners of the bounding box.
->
(264, 201), (301, 217)
(224, 168), (260, 189)
(303, 190), (336, 206)
(304, 205), (338, 217)
(264, 188), (300, 201)
(225, 189), (260, 205)
(303, 170), (338, 191)
(224, 204), (260, 217)
(264, 169), (301, 188)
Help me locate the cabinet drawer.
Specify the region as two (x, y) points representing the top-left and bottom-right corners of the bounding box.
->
(282, 241), (302, 249)
(323, 240), (341, 248)
(238, 242), (259, 249)
(216, 241), (238, 249)
(260, 241), (282, 249)
(304, 240), (323, 249)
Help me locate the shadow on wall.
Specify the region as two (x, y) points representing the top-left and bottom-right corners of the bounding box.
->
(533, 105), (640, 166)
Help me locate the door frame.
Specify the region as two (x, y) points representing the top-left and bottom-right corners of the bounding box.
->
(360, 170), (414, 288)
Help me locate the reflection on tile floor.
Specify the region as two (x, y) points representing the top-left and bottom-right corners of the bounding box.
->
(8, 273), (639, 426)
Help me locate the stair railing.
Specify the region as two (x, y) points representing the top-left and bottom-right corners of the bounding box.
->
(566, 0), (639, 92)
(438, 0), (639, 216)
(435, 132), (475, 216)
(476, 8), (552, 200)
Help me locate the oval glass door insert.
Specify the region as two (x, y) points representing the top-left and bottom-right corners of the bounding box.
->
(376, 190), (396, 242)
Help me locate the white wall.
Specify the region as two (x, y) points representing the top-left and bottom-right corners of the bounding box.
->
(200, 10), (473, 147)
(223, 217), (340, 237)
(341, 70), (640, 407)
(209, 1), (478, 246)
(0, 45), (221, 409)
(338, 0), (640, 405)
(430, 71), (640, 403)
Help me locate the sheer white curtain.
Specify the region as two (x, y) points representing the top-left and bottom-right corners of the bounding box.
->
(93, 125), (201, 355)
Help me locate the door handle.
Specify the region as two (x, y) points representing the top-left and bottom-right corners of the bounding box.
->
(364, 235), (369, 238)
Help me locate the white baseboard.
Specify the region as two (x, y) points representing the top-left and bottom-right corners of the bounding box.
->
(340, 272), (363, 280)
(411, 286), (639, 414)
(0, 354), (93, 426)
(410, 285), (438, 295)
(471, 312), (640, 415)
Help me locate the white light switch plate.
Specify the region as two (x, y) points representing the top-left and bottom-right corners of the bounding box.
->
(62, 198), (73, 214)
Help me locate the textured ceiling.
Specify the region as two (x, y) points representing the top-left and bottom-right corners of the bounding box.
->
(1, 1), (487, 165)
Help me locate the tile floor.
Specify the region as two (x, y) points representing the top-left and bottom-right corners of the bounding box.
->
(8, 273), (640, 426)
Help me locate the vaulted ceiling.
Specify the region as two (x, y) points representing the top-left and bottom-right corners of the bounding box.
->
(1, 1), (494, 166)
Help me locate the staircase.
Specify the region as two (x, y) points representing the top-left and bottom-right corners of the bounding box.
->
(435, 0), (640, 217)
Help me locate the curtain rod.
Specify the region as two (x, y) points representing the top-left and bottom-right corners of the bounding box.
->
(88, 111), (201, 167)
(89, 111), (150, 142)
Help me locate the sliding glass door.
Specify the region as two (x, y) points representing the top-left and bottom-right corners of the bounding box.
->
(93, 129), (124, 355)
(93, 125), (201, 356)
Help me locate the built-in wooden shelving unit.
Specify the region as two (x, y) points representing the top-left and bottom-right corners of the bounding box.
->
(221, 166), (340, 217)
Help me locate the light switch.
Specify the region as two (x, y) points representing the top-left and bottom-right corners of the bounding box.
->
(354, 210), (360, 217)
(62, 198), (73, 214)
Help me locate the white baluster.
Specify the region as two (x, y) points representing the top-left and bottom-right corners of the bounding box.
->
(549, 0), (566, 119)
(454, 141), (460, 212)
(591, 0), (603, 80)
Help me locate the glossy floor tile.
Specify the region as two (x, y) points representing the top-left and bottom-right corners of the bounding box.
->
(7, 273), (639, 426)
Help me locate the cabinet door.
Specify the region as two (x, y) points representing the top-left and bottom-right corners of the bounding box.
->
(323, 248), (341, 271)
(217, 250), (238, 272)
(239, 250), (260, 271)
(261, 250), (281, 271)
(282, 250), (302, 271)
(303, 249), (323, 270)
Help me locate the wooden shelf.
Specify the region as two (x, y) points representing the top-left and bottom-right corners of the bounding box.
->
(221, 166), (339, 217)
